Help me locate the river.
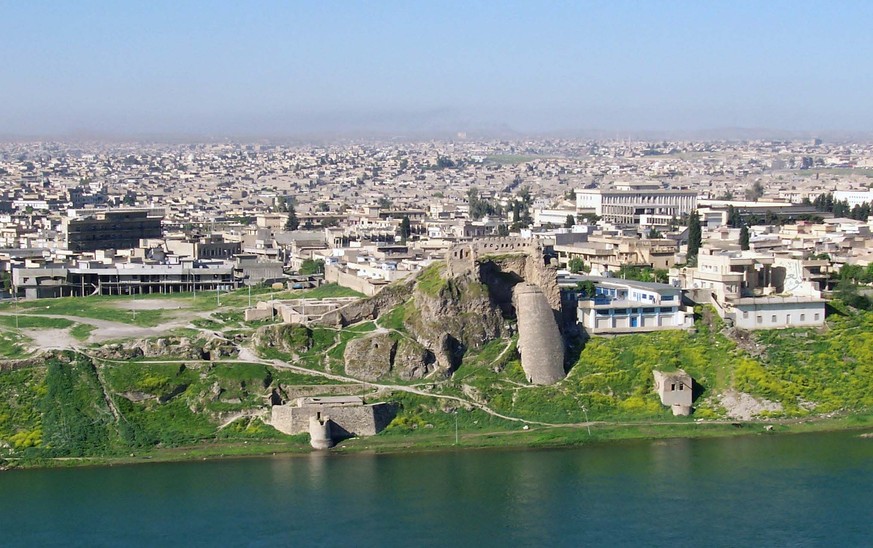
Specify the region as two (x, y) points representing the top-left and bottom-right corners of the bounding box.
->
(2, 430), (871, 546)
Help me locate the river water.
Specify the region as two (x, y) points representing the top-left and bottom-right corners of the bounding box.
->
(2, 430), (871, 547)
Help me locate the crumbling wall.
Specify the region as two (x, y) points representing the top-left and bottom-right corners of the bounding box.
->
(271, 403), (389, 436)
(513, 283), (566, 385)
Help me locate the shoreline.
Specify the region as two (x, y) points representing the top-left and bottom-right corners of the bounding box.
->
(4, 413), (872, 472)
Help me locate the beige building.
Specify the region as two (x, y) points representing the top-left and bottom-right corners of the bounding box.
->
(555, 235), (678, 274)
(671, 249), (826, 329)
(653, 370), (693, 416)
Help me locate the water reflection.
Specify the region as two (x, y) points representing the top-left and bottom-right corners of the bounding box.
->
(1, 430), (870, 546)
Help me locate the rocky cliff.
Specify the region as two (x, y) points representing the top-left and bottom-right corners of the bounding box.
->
(343, 332), (435, 381)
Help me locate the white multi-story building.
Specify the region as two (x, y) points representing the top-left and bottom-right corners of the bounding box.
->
(833, 190), (873, 209)
(571, 278), (692, 334)
(576, 182), (697, 227)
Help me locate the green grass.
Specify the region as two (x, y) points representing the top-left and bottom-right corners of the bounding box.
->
(378, 303), (414, 331)
(0, 316), (75, 329)
(742, 311), (873, 413)
(0, 331), (30, 358)
(0, 367), (46, 448)
(415, 264), (447, 297)
(5, 296), (169, 327)
(293, 283), (364, 299)
(69, 324), (96, 341)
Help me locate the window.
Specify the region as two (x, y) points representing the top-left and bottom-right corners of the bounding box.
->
(670, 383), (676, 391)
(800, 314), (806, 321)
(743, 311), (749, 319)
(786, 314), (791, 323)
(679, 384), (684, 391)
(757, 316), (763, 324)
(771, 315), (777, 323)
(814, 313), (820, 321)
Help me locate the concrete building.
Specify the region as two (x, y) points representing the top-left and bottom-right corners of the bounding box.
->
(61, 208), (163, 252)
(572, 278), (691, 334)
(833, 190), (873, 209)
(12, 261), (238, 299)
(165, 234), (241, 260)
(554, 234), (678, 273)
(653, 370), (693, 416)
(671, 250), (826, 329)
(576, 183), (697, 227)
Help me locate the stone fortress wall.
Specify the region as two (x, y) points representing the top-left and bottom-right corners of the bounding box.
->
(512, 283), (566, 385)
(271, 396), (394, 438)
(446, 237), (566, 385)
(446, 237), (541, 277)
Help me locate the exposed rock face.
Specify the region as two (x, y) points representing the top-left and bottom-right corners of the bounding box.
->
(478, 254), (561, 315)
(311, 245), (564, 383)
(512, 283), (566, 385)
(394, 339), (436, 381)
(406, 271), (504, 375)
(252, 324), (313, 356)
(92, 336), (237, 361)
(343, 332), (395, 381)
(719, 390), (783, 420)
(343, 332), (436, 381)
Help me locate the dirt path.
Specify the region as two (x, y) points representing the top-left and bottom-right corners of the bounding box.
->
(103, 345), (564, 428)
(24, 328), (82, 351)
(0, 311), (212, 344)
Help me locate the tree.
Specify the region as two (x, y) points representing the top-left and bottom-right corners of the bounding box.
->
(564, 214), (576, 229)
(575, 280), (597, 298)
(399, 215), (411, 240)
(496, 224), (509, 237)
(739, 225), (750, 251)
(568, 257), (586, 273)
(299, 259), (324, 275)
(687, 210), (702, 260)
(745, 181), (765, 202)
(727, 205), (743, 228)
(646, 228), (663, 239)
(285, 204), (299, 231)
(467, 187), (495, 220)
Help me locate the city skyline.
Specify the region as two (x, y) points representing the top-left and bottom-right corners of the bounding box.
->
(3, 1), (873, 137)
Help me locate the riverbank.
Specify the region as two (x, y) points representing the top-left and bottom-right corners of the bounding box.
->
(5, 412), (871, 471)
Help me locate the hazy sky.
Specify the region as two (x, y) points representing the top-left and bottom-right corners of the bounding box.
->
(2, 1), (873, 136)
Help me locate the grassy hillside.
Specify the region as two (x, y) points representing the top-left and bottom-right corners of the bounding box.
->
(2, 285), (873, 467)
(0, 354), (313, 465)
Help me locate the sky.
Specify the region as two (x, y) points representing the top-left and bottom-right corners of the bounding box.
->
(2, 0), (873, 137)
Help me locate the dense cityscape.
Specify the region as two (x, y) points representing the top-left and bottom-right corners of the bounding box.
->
(2, 1), (872, 545)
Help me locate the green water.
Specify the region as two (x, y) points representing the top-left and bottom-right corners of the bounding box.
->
(2, 430), (871, 546)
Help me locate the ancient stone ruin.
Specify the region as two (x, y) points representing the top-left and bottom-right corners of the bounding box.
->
(446, 237), (566, 385)
(653, 369), (693, 416)
(270, 396), (395, 449)
(513, 283), (566, 385)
